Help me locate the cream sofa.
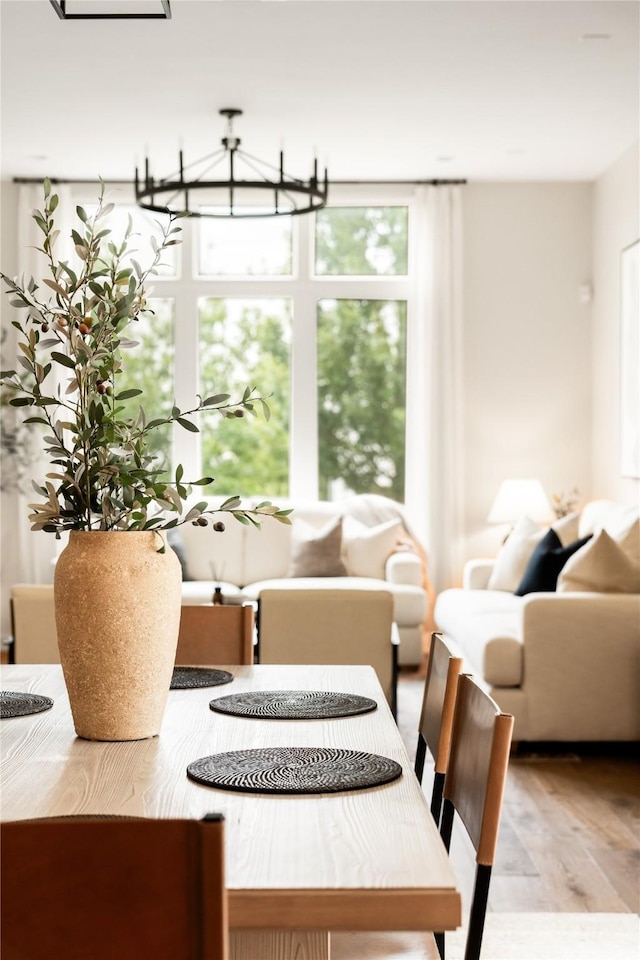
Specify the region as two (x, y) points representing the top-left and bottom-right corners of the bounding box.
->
(176, 494), (428, 667)
(10, 495), (428, 667)
(434, 500), (640, 742)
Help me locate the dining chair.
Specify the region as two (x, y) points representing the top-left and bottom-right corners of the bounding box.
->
(257, 588), (398, 715)
(435, 673), (514, 960)
(415, 631), (463, 825)
(1, 813), (228, 960)
(332, 674), (514, 960)
(9, 584), (59, 663)
(176, 602), (255, 665)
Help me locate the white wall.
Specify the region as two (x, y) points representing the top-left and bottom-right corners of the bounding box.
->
(591, 142), (640, 504)
(460, 182), (593, 563)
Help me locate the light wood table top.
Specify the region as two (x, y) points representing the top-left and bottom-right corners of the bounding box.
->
(1, 663), (461, 958)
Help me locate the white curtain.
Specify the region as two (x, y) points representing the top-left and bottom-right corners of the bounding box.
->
(0, 183), (73, 641)
(406, 185), (465, 593)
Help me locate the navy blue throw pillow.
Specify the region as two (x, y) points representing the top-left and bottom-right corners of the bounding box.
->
(514, 529), (593, 597)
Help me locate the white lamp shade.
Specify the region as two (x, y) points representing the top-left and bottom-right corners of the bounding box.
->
(487, 479), (553, 524)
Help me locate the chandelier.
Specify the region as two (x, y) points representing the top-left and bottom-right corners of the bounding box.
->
(50, 1), (171, 19)
(134, 109), (329, 219)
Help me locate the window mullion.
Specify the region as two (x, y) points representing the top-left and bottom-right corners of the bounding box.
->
(289, 215), (318, 499)
(171, 223), (201, 482)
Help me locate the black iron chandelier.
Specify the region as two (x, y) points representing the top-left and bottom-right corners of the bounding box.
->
(134, 109), (329, 219)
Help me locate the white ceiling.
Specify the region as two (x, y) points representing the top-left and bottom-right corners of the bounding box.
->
(1, 0), (638, 185)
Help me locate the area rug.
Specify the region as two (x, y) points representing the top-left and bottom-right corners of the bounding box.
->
(331, 913), (640, 959)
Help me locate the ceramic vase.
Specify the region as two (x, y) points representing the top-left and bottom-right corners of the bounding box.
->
(54, 530), (182, 741)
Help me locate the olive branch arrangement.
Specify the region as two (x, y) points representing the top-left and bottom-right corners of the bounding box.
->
(0, 179), (291, 539)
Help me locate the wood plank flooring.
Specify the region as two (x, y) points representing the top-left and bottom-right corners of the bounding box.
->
(397, 671), (640, 915)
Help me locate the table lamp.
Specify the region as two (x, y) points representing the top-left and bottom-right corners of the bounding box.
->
(487, 478), (554, 525)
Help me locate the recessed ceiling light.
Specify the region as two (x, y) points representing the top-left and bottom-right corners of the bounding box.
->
(436, 156), (453, 163)
(580, 33), (612, 41)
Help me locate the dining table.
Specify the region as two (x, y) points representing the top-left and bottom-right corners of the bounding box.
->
(0, 661), (461, 960)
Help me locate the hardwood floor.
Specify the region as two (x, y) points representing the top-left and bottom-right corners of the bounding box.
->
(397, 671), (640, 916)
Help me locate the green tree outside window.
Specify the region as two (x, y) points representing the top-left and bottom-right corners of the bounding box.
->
(317, 298), (406, 501)
(315, 207), (408, 276)
(198, 298), (290, 497)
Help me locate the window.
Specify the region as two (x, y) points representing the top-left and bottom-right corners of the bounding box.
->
(315, 206), (408, 276)
(78, 187), (414, 502)
(198, 213), (292, 277)
(317, 298), (406, 501)
(198, 297), (291, 496)
(115, 297), (175, 462)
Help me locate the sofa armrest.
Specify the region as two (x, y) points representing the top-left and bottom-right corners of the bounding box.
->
(463, 559), (494, 590)
(521, 591), (640, 637)
(518, 591), (640, 740)
(385, 550), (423, 587)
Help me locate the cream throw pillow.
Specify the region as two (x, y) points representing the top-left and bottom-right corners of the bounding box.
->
(342, 516), (402, 580)
(287, 516), (347, 578)
(487, 512), (581, 592)
(557, 520), (640, 594)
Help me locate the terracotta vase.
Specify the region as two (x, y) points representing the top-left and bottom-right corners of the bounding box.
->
(54, 530), (182, 741)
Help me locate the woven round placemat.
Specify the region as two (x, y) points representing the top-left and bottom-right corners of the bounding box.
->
(171, 667), (234, 689)
(1, 691), (54, 719)
(209, 690), (377, 720)
(186, 746), (402, 794)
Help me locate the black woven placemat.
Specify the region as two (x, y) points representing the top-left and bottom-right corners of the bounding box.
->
(0, 691), (54, 719)
(171, 667), (234, 689)
(209, 690), (377, 720)
(186, 746), (402, 794)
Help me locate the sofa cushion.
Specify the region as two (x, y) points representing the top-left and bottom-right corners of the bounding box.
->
(579, 500), (639, 539)
(514, 530), (592, 596)
(487, 516), (541, 591)
(342, 516), (402, 579)
(487, 513), (581, 593)
(287, 516), (347, 578)
(557, 525), (640, 594)
(244, 577), (426, 628)
(241, 513), (293, 585)
(434, 588), (524, 686)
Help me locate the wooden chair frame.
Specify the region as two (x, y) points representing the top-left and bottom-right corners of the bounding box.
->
(436, 674), (514, 960)
(176, 602), (255, 666)
(1, 813), (228, 960)
(414, 632), (463, 824)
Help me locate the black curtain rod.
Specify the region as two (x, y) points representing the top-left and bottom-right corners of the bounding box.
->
(13, 177), (467, 186)
(331, 179), (467, 186)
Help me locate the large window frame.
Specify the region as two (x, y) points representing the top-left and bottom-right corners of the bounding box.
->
(73, 182), (419, 501)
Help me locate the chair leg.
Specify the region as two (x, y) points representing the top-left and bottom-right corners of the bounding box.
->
(9, 600), (16, 664)
(391, 641), (398, 720)
(464, 864), (492, 960)
(414, 734), (427, 782)
(433, 797), (456, 960)
(430, 771), (445, 826)
(439, 797), (454, 853)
